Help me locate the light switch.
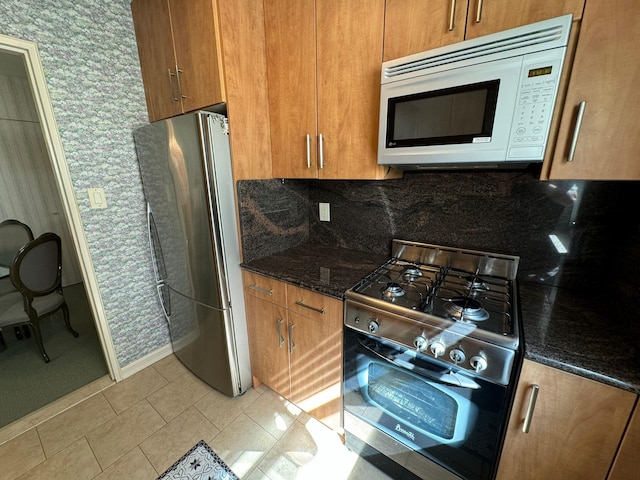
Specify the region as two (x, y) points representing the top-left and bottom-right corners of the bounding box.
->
(88, 188), (108, 209)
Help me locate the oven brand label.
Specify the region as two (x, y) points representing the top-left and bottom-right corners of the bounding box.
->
(395, 423), (416, 441)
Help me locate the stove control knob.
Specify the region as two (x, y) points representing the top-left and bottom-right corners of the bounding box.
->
(450, 348), (466, 365)
(413, 334), (428, 351)
(368, 320), (379, 334)
(470, 354), (488, 373)
(430, 341), (446, 358)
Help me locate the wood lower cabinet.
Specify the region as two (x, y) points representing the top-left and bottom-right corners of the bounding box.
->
(384, 0), (585, 61)
(264, 0), (400, 180)
(497, 360), (636, 480)
(608, 400), (640, 480)
(543, 0), (640, 180)
(242, 270), (343, 430)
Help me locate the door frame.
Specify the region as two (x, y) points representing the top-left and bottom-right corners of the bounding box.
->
(0, 34), (121, 381)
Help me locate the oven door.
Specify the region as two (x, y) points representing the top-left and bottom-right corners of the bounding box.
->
(344, 327), (510, 480)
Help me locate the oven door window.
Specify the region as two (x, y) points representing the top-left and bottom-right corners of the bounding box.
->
(366, 362), (468, 442)
(386, 80), (500, 148)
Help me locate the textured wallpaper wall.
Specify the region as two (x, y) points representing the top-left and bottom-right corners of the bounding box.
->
(0, 0), (169, 366)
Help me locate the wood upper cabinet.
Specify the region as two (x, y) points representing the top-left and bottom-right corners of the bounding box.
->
(608, 401), (640, 480)
(384, 0), (585, 61)
(464, 0), (585, 40)
(131, 0), (225, 123)
(242, 270), (343, 430)
(264, 0), (400, 180)
(496, 360), (636, 480)
(543, 0), (640, 180)
(131, 0), (272, 180)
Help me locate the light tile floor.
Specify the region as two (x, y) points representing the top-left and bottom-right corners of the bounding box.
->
(0, 355), (394, 480)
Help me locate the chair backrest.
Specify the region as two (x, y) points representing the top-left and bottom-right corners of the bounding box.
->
(10, 232), (62, 298)
(0, 220), (34, 266)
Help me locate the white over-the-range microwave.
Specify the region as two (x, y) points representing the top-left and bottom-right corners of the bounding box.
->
(378, 15), (573, 169)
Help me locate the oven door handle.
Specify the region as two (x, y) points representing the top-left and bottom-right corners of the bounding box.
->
(358, 338), (481, 390)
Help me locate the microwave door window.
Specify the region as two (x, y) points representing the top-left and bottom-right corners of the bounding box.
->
(388, 80), (499, 147)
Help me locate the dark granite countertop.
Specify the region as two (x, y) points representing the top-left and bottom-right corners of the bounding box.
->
(242, 243), (640, 395)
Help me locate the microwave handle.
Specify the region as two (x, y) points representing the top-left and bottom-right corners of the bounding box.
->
(567, 101), (587, 162)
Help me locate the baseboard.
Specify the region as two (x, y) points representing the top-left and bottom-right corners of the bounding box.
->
(120, 343), (174, 379)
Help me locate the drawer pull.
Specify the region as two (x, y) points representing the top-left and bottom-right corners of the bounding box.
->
(522, 384), (540, 433)
(277, 318), (285, 347)
(295, 300), (325, 314)
(249, 284), (272, 296)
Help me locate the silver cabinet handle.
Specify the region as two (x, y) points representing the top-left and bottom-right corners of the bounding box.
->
(568, 101), (586, 162)
(449, 0), (456, 31)
(295, 300), (325, 314)
(475, 0), (483, 23)
(175, 64), (186, 99)
(249, 284), (272, 295)
(306, 134), (312, 168)
(168, 68), (179, 102)
(318, 133), (324, 169)
(277, 318), (285, 347)
(522, 384), (540, 433)
(288, 322), (295, 353)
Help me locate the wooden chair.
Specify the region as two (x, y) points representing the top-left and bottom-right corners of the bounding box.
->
(0, 232), (78, 362)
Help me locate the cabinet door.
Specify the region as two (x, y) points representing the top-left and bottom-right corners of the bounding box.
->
(264, 0), (318, 179)
(168, 0), (225, 113)
(131, 0), (182, 122)
(244, 294), (290, 397)
(465, 0), (585, 40)
(316, 0), (393, 180)
(383, 0), (468, 61)
(608, 402), (640, 480)
(496, 360), (636, 480)
(546, 0), (640, 180)
(288, 310), (343, 430)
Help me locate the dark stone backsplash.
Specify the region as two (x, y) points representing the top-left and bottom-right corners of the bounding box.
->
(237, 165), (640, 297)
(236, 179), (310, 263)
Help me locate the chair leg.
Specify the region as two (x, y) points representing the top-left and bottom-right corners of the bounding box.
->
(29, 318), (50, 363)
(62, 302), (79, 338)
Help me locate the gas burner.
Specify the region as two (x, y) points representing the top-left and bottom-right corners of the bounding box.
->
(445, 297), (490, 322)
(382, 282), (405, 299)
(402, 265), (423, 282)
(466, 276), (489, 290)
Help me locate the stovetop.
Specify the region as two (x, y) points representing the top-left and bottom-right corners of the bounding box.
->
(344, 240), (521, 385)
(350, 258), (515, 342)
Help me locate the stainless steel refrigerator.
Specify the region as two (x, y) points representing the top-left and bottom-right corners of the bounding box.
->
(133, 110), (251, 397)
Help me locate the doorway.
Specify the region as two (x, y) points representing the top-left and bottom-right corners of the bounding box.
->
(0, 35), (120, 430)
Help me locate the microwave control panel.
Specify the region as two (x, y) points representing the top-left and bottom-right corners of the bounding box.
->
(507, 58), (563, 160)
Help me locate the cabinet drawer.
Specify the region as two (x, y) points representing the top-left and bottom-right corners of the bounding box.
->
(286, 283), (342, 326)
(242, 270), (286, 306)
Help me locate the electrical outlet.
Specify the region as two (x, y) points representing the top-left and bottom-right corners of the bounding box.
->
(319, 202), (330, 221)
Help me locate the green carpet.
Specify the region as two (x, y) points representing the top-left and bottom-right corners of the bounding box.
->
(0, 283), (109, 428)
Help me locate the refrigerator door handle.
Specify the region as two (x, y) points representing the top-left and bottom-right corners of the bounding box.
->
(156, 284), (171, 323)
(147, 203), (168, 286)
(147, 203), (172, 322)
